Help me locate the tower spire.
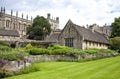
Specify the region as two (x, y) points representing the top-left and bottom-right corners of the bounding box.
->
(4, 7), (5, 13)
(22, 13), (23, 18)
(1, 7), (2, 12)
(16, 11), (18, 17)
(31, 16), (33, 22)
(11, 9), (13, 16)
(26, 14), (28, 20)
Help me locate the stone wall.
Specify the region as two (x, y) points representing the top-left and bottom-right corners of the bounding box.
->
(3, 59), (31, 72)
(28, 55), (77, 62)
(3, 52), (118, 72)
(28, 52), (118, 62)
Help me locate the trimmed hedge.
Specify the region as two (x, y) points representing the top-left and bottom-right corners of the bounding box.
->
(29, 48), (49, 55)
(27, 44), (117, 57)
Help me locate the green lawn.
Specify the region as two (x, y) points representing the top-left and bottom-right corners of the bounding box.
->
(5, 56), (120, 79)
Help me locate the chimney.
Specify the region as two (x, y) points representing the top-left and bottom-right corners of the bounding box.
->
(91, 27), (94, 32)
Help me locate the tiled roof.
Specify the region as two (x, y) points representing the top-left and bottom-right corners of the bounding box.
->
(44, 31), (61, 43)
(73, 23), (110, 44)
(0, 29), (19, 37)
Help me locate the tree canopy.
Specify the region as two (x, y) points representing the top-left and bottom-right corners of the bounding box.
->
(27, 16), (51, 40)
(111, 17), (120, 37)
(110, 37), (120, 52)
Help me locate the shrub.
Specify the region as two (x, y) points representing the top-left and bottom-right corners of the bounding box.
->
(0, 46), (12, 51)
(16, 63), (40, 75)
(99, 49), (116, 53)
(110, 37), (120, 52)
(0, 41), (10, 47)
(26, 43), (33, 50)
(84, 48), (99, 54)
(0, 51), (28, 61)
(29, 48), (49, 55)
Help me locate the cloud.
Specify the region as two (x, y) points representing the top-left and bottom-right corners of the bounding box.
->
(1, 0), (120, 29)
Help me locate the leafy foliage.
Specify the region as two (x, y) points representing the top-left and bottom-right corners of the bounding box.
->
(27, 44), (116, 57)
(111, 17), (120, 37)
(16, 63), (40, 75)
(27, 16), (51, 40)
(29, 48), (49, 55)
(110, 37), (120, 52)
(26, 43), (33, 50)
(83, 48), (99, 54)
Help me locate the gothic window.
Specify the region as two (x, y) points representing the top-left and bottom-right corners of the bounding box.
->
(6, 20), (9, 28)
(65, 38), (74, 47)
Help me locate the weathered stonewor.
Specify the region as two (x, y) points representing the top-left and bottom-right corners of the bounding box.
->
(29, 55), (77, 62)
(3, 59), (31, 72)
(2, 52), (118, 72)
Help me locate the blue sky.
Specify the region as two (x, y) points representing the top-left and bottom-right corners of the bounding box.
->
(1, 0), (120, 29)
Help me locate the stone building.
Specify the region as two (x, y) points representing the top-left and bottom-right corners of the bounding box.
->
(0, 7), (32, 38)
(88, 24), (111, 38)
(58, 20), (110, 49)
(0, 29), (19, 42)
(47, 13), (59, 30)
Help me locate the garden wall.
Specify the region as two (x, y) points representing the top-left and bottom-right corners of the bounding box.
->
(28, 52), (118, 62)
(3, 52), (118, 72)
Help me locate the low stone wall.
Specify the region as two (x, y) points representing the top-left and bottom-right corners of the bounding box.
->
(2, 52), (118, 72)
(28, 55), (77, 62)
(2, 59), (31, 72)
(28, 52), (119, 62)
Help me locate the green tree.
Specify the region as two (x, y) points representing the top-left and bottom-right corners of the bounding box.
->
(27, 16), (51, 40)
(111, 17), (120, 37)
(110, 37), (120, 52)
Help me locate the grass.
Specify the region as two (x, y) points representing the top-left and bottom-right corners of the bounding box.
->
(5, 56), (120, 79)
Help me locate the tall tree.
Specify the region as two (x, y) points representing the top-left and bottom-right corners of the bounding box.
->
(27, 16), (51, 40)
(111, 17), (120, 37)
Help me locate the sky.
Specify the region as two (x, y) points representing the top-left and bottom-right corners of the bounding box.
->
(1, 0), (120, 29)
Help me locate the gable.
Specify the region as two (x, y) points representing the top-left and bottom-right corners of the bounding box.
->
(59, 20), (81, 39)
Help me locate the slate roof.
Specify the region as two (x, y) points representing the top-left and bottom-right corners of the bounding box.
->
(73, 23), (110, 44)
(0, 29), (19, 37)
(44, 30), (61, 43)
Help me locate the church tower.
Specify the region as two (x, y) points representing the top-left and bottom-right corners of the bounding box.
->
(47, 13), (59, 30)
